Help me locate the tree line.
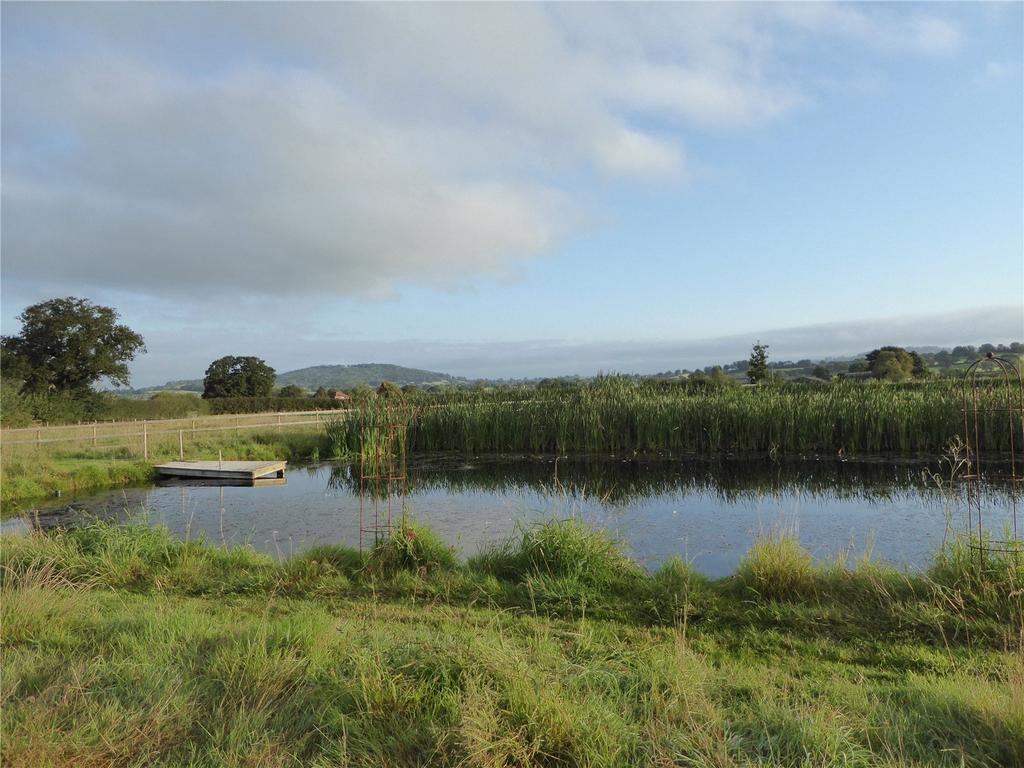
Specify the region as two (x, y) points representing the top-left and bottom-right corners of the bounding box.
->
(3, 296), (1022, 427)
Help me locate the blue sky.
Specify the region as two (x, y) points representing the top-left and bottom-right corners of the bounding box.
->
(2, 2), (1021, 385)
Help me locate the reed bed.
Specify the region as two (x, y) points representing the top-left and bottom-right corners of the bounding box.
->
(330, 378), (1015, 457)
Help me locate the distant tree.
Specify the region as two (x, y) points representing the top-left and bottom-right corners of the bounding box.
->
(1010, 342), (1024, 354)
(202, 356), (276, 398)
(812, 365), (831, 380)
(1, 297), (145, 394)
(865, 346), (927, 382)
(349, 384), (374, 403)
(747, 342), (770, 384)
(708, 366), (733, 386)
(277, 384), (306, 398)
(377, 381), (403, 398)
(847, 360), (869, 373)
(951, 345), (976, 360)
(979, 343), (996, 355)
(313, 386), (329, 399)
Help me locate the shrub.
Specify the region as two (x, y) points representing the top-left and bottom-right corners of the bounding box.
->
(205, 396), (345, 414)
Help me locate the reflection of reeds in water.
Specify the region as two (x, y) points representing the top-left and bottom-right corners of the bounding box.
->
(326, 455), (1023, 508)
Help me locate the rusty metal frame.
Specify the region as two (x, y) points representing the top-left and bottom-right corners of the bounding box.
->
(960, 352), (1024, 560)
(357, 413), (408, 554)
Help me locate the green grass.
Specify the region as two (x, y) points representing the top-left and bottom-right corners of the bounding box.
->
(0, 429), (326, 509)
(2, 519), (1022, 766)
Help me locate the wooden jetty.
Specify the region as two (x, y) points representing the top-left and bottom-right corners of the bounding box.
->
(154, 460), (287, 482)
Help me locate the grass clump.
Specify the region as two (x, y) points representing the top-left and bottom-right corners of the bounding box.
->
(470, 518), (640, 586)
(365, 521), (457, 577)
(927, 533), (1024, 630)
(735, 530), (816, 600)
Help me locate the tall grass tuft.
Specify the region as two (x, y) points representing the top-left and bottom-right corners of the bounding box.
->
(366, 521), (457, 577)
(927, 532), (1024, 630)
(735, 530), (816, 600)
(469, 518), (641, 589)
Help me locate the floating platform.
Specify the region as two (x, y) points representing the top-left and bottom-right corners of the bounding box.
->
(154, 460), (287, 482)
(156, 475), (288, 488)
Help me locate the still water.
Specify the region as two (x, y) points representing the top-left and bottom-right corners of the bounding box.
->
(6, 456), (1019, 577)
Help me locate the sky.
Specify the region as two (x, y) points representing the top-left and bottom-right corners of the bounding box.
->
(2, 2), (1022, 386)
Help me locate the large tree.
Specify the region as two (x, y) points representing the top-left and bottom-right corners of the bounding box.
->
(865, 346), (928, 382)
(1, 297), (145, 393)
(202, 356), (276, 398)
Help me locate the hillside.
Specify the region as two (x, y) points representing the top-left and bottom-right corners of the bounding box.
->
(275, 363), (461, 390)
(117, 363), (463, 397)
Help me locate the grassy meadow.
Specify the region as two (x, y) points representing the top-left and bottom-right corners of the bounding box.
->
(1, 518), (1021, 767)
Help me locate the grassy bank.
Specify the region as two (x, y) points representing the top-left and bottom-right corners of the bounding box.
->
(2, 519), (1021, 766)
(332, 378), (1016, 457)
(0, 429), (324, 508)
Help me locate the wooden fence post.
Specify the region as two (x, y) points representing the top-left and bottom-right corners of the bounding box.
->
(36, 429), (41, 447)
(191, 419), (196, 437)
(278, 414), (282, 432)
(93, 424), (97, 447)
(179, 430), (184, 460)
(143, 421), (148, 460)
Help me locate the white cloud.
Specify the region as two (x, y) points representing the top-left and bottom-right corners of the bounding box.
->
(975, 60), (1018, 87)
(1, 3), (963, 299)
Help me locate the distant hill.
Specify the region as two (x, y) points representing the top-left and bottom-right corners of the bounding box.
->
(276, 363), (462, 390)
(115, 363), (464, 397)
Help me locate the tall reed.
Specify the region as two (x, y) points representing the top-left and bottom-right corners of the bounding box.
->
(325, 379), (1013, 457)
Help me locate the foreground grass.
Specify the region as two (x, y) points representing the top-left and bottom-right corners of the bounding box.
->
(0, 430), (324, 508)
(2, 519), (1022, 767)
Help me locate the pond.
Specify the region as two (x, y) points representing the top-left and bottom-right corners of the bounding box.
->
(5, 455), (1020, 577)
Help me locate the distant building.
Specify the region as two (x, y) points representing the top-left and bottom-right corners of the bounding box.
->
(332, 391), (350, 401)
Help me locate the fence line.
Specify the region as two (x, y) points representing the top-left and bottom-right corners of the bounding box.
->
(1, 399), (555, 458)
(0, 408), (343, 436)
(2, 416), (334, 448)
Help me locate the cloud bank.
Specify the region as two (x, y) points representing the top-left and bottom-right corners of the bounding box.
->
(2, 3), (962, 299)
(128, 305), (1021, 386)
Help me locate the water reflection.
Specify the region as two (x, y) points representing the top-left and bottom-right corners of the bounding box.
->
(6, 455), (1020, 578)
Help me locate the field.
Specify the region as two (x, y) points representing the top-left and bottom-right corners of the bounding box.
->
(1, 518), (1021, 767)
